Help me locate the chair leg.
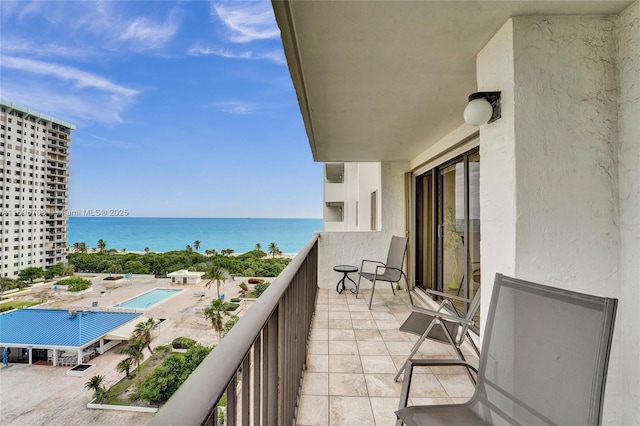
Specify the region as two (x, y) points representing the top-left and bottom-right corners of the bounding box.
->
(368, 279), (377, 309)
(390, 281), (396, 296)
(451, 341), (476, 385)
(394, 320), (440, 382)
(396, 360), (415, 424)
(355, 274), (362, 299)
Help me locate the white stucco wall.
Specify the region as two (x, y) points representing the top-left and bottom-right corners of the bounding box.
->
(476, 20), (518, 325)
(317, 162), (406, 289)
(477, 13), (636, 423)
(512, 16), (620, 295)
(617, 2), (640, 423)
(356, 163), (382, 231)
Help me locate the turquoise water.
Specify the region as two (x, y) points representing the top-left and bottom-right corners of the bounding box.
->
(68, 217), (322, 253)
(116, 289), (182, 309)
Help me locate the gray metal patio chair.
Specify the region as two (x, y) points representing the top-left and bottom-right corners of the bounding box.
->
(355, 235), (409, 309)
(396, 273), (618, 426)
(393, 288), (481, 384)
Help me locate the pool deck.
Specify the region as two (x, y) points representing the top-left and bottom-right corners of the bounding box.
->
(0, 275), (253, 425)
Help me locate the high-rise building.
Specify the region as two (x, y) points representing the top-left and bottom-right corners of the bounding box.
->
(0, 99), (75, 278)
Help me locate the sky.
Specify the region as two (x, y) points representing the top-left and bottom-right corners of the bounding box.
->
(0, 0), (322, 218)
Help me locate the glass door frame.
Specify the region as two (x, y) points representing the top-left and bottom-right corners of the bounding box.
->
(412, 146), (480, 320)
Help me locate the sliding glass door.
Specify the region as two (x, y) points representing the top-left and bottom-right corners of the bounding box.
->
(415, 148), (480, 323)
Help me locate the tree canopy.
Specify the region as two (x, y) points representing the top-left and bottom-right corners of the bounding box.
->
(68, 248), (290, 277)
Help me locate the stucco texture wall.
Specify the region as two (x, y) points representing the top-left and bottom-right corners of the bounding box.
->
(617, 2), (640, 423)
(476, 9), (640, 422)
(477, 19), (518, 328)
(512, 15), (620, 293)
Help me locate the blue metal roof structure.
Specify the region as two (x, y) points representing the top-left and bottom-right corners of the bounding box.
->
(0, 309), (141, 347)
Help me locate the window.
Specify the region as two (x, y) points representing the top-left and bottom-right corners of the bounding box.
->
(370, 191), (377, 231)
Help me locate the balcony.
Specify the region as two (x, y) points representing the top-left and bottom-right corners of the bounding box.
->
(150, 235), (477, 425)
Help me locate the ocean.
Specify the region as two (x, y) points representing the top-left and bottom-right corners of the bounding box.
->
(67, 217), (322, 254)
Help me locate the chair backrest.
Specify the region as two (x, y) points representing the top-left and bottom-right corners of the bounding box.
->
(473, 274), (617, 426)
(384, 235), (408, 281)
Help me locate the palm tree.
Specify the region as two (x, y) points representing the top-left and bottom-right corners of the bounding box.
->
(72, 242), (80, 252)
(97, 239), (107, 254)
(77, 242), (88, 253)
(255, 243), (262, 251)
(204, 298), (229, 340)
(268, 242), (279, 257)
(144, 247), (150, 253)
(238, 282), (249, 298)
(132, 318), (155, 355)
(186, 244), (192, 252)
(84, 374), (107, 403)
(116, 357), (133, 378)
(194, 240), (201, 252)
(204, 266), (228, 299)
(117, 339), (144, 383)
(121, 248), (126, 253)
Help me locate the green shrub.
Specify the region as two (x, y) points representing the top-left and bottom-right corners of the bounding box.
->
(223, 302), (239, 312)
(58, 277), (91, 292)
(230, 297), (240, 303)
(171, 337), (196, 350)
(253, 282), (271, 297)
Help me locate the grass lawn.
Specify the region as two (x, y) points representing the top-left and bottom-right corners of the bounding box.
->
(107, 346), (178, 406)
(0, 300), (38, 313)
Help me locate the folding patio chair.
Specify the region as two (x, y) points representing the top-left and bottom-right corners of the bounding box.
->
(355, 235), (409, 309)
(396, 273), (618, 426)
(393, 288), (481, 384)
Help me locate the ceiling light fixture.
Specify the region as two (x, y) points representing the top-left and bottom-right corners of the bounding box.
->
(463, 91), (501, 126)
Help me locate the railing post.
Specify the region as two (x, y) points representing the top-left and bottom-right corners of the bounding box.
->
(265, 308), (279, 425)
(253, 337), (262, 426)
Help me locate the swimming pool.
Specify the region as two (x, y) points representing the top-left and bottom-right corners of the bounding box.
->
(115, 289), (182, 309)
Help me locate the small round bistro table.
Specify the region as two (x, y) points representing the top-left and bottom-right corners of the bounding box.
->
(334, 265), (359, 294)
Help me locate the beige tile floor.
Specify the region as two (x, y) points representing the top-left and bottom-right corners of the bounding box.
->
(296, 288), (478, 426)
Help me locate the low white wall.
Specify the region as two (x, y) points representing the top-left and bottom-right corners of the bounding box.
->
(87, 400), (158, 413)
(99, 339), (120, 354)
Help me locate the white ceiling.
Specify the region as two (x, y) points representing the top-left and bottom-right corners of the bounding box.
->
(273, 0), (632, 162)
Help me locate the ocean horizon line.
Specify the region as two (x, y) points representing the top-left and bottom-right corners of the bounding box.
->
(67, 216), (322, 220)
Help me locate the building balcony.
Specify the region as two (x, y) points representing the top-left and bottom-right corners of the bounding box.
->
(150, 235), (477, 425)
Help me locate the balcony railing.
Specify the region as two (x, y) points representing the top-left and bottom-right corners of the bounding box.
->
(150, 234), (319, 426)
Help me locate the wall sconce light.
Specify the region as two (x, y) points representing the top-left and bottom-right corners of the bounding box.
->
(463, 91), (501, 126)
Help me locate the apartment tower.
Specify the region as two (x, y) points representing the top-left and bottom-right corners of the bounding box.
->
(0, 99), (74, 278)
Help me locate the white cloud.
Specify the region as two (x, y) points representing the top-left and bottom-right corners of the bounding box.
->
(214, 101), (257, 115)
(212, 1), (280, 43)
(0, 56), (139, 125)
(0, 84), (130, 125)
(119, 15), (179, 50)
(1, 55), (138, 97)
(0, 37), (95, 60)
(188, 45), (285, 64)
(188, 46), (252, 59)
